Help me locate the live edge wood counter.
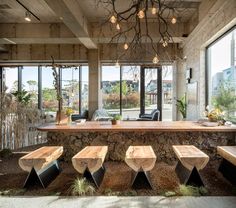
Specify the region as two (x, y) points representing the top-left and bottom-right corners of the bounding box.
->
(38, 121), (236, 132)
(38, 121), (236, 162)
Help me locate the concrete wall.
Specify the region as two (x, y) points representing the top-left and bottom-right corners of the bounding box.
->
(182, 0), (236, 120)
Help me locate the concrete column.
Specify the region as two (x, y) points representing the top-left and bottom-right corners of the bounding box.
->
(88, 49), (101, 119)
(175, 59), (186, 120)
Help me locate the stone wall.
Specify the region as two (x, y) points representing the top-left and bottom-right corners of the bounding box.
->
(47, 131), (235, 162)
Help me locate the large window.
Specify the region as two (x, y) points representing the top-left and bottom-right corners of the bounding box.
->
(207, 27), (236, 122)
(22, 66), (38, 105)
(42, 66), (58, 113)
(121, 66), (140, 119)
(3, 67), (18, 93)
(101, 64), (173, 120)
(102, 65), (121, 115)
(61, 66), (89, 113)
(1, 64), (89, 116)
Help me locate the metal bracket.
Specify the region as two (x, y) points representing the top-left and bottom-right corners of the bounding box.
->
(23, 160), (61, 189)
(131, 169), (153, 189)
(219, 158), (236, 185)
(175, 161), (204, 187)
(83, 166), (105, 188)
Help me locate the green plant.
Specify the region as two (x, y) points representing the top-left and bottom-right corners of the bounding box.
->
(176, 95), (187, 119)
(112, 114), (122, 121)
(12, 90), (32, 105)
(104, 188), (120, 196)
(178, 185), (208, 196)
(71, 178), (95, 196)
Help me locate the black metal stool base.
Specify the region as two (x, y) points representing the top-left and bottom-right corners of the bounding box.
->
(219, 159), (236, 185)
(83, 166), (105, 188)
(131, 170), (153, 189)
(23, 160), (60, 189)
(175, 161), (204, 187)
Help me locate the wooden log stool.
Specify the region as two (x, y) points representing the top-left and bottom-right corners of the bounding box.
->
(217, 146), (236, 185)
(173, 145), (209, 187)
(19, 146), (63, 188)
(72, 146), (108, 188)
(125, 146), (156, 189)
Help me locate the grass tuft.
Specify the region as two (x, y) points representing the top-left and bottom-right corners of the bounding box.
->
(164, 191), (176, 197)
(71, 177), (95, 196)
(178, 185), (208, 196)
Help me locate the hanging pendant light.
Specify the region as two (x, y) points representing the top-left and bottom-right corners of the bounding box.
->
(152, 54), (159, 64)
(25, 11), (31, 22)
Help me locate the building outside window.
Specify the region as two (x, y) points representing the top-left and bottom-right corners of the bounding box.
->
(207, 27), (236, 122)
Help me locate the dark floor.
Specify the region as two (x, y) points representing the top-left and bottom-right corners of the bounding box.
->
(0, 145), (235, 196)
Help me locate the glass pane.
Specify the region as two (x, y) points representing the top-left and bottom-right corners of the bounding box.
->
(81, 65), (89, 113)
(144, 68), (158, 114)
(4, 67), (18, 93)
(42, 66), (58, 115)
(162, 65), (173, 121)
(121, 65), (140, 119)
(22, 66), (38, 105)
(101, 65), (120, 115)
(62, 67), (80, 113)
(208, 29), (236, 122)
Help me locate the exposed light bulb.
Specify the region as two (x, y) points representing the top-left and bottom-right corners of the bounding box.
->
(115, 60), (120, 67)
(71, 92), (75, 97)
(25, 11), (31, 22)
(116, 23), (121, 30)
(152, 54), (159, 64)
(123, 43), (129, 50)
(137, 10), (145, 19)
(162, 40), (168, 47)
(151, 7), (157, 15)
(171, 17), (177, 24)
(110, 15), (117, 24)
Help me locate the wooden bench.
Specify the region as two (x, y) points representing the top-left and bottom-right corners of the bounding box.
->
(125, 146), (156, 189)
(173, 145), (209, 186)
(217, 146), (236, 185)
(19, 146), (63, 188)
(72, 146), (108, 188)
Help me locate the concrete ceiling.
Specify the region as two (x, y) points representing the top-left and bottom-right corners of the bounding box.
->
(0, 0), (203, 48)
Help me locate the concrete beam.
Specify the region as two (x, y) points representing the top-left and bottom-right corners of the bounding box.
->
(44, 0), (97, 49)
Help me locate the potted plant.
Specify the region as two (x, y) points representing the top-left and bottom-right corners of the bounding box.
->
(111, 114), (122, 125)
(176, 95), (187, 120)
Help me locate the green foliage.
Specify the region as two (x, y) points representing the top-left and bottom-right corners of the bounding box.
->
(164, 191), (176, 197)
(122, 190), (137, 196)
(12, 90), (32, 105)
(0, 149), (12, 158)
(0, 189), (25, 196)
(112, 114), (122, 120)
(212, 82), (236, 120)
(71, 178), (95, 196)
(178, 185), (208, 196)
(176, 95), (187, 119)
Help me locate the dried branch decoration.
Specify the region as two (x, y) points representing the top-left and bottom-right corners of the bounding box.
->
(97, 0), (182, 63)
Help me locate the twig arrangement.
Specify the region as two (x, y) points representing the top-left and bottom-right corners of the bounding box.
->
(97, 0), (185, 63)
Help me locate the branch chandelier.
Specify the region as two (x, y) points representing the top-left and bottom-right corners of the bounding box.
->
(98, 0), (184, 64)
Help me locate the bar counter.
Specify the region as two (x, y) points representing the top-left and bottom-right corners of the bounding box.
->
(38, 121), (236, 132)
(38, 121), (236, 162)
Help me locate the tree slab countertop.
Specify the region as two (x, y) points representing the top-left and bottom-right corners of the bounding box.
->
(38, 121), (236, 132)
